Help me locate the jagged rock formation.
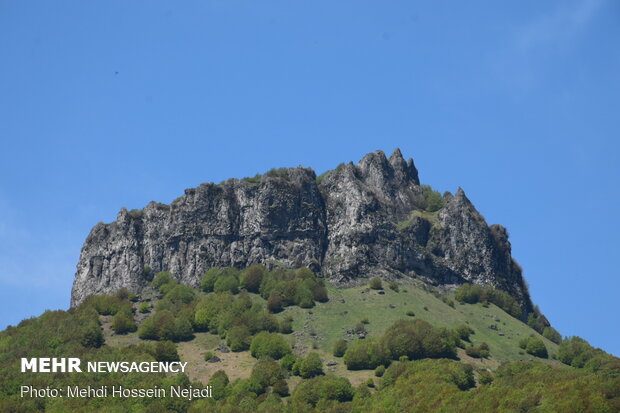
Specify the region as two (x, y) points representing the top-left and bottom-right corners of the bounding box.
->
(71, 149), (532, 316)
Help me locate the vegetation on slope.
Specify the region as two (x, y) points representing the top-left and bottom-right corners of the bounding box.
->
(1, 265), (618, 412)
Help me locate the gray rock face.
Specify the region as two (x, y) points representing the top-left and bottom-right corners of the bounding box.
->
(71, 149), (533, 317)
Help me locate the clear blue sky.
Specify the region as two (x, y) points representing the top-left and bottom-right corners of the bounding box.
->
(1, 1), (618, 356)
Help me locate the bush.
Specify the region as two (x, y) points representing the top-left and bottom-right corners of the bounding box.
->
(154, 341), (179, 362)
(280, 354), (297, 371)
(543, 326), (562, 345)
(81, 322), (104, 348)
(208, 370), (230, 401)
(454, 283), (521, 318)
(478, 370), (494, 385)
(297, 352), (324, 378)
(164, 284), (195, 304)
(152, 271), (174, 289)
(214, 275), (239, 294)
(380, 319), (457, 361)
(369, 277), (383, 290)
(279, 317), (293, 334)
(138, 302), (150, 313)
(227, 325), (251, 352)
(291, 376), (354, 407)
(406, 310), (415, 317)
(204, 351), (214, 361)
(375, 365), (386, 377)
(333, 339), (348, 357)
(343, 339), (389, 370)
(312, 284), (329, 302)
(389, 282), (399, 292)
(466, 343), (490, 359)
(111, 313), (137, 334)
(200, 268), (221, 292)
(267, 295), (283, 313)
(241, 265), (265, 293)
(250, 332), (291, 360)
(558, 336), (596, 367)
(360, 317), (370, 325)
(193, 308), (210, 331)
(526, 338), (548, 358)
(455, 325), (474, 342)
(421, 184), (444, 212)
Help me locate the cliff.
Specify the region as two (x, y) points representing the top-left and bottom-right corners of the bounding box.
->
(71, 149), (532, 316)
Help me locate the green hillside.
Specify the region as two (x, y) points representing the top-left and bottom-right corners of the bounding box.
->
(1, 266), (618, 412)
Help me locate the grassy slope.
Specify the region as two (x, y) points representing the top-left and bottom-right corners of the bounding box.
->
(101, 282), (559, 388)
(280, 282), (558, 362)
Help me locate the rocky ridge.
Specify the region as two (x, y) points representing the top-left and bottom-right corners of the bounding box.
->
(71, 149), (532, 317)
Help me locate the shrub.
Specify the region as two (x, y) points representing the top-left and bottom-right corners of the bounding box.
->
(297, 352), (324, 378)
(333, 338), (348, 357)
(240, 265), (265, 293)
(343, 339), (389, 370)
(164, 284), (195, 304)
(421, 184), (444, 212)
(312, 284), (329, 302)
(291, 376), (354, 407)
(543, 326), (562, 344)
(138, 302), (150, 313)
(558, 336), (596, 367)
(208, 370), (230, 401)
(280, 354), (297, 371)
(154, 341), (179, 362)
(389, 282), (399, 292)
(369, 277), (383, 290)
(152, 271), (174, 289)
(279, 317), (293, 334)
(81, 322), (104, 348)
(204, 351), (214, 361)
(455, 325), (474, 342)
(200, 268), (221, 292)
(466, 343), (490, 359)
(111, 313), (137, 334)
(360, 317), (370, 325)
(214, 275), (239, 294)
(380, 319), (457, 361)
(251, 358), (287, 393)
(406, 310), (415, 317)
(375, 365), (386, 377)
(227, 325), (251, 352)
(193, 308), (210, 332)
(250, 332), (291, 360)
(272, 379), (289, 397)
(267, 295), (283, 313)
(525, 337), (548, 358)
(478, 370), (494, 385)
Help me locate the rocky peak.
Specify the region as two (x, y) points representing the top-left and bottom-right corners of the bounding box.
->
(71, 149), (533, 318)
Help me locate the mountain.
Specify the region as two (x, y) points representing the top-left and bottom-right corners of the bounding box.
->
(71, 149), (532, 317)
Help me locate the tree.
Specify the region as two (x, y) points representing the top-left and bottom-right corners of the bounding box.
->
(154, 341), (179, 362)
(81, 322), (104, 348)
(152, 271), (174, 289)
(543, 326), (562, 345)
(298, 352), (324, 378)
(111, 313), (136, 334)
(208, 370), (229, 401)
(250, 332), (291, 360)
(227, 325), (251, 351)
(343, 339), (389, 370)
(241, 265), (265, 293)
(267, 295), (283, 313)
(525, 337), (548, 358)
